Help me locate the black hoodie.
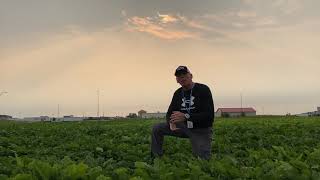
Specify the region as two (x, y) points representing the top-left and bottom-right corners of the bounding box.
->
(166, 83), (214, 129)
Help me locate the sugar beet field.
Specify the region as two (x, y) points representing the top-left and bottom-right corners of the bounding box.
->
(1, 117), (320, 179)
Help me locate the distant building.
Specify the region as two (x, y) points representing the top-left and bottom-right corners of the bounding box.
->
(215, 108), (256, 117)
(138, 110), (147, 117)
(296, 107), (320, 117)
(126, 113), (138, 118)
(61, 115), (84, 121)
(23, 116), (50, 122)
(110, 116), (125, 120)
(296, 112), (313, 117)
(22, 115), (84, 122)
(140, 112), (166, 119)
(0, 115), (12, 120)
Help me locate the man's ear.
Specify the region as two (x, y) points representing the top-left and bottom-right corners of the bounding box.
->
(190, 73), (193, 79)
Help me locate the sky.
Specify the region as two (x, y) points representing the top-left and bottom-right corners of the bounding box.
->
(1, 0), (320, 117)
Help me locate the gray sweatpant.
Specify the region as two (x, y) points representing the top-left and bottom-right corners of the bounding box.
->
(151, 122), (213, 160)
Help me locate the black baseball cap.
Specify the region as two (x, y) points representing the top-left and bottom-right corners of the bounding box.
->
(174, 66), (191, 76)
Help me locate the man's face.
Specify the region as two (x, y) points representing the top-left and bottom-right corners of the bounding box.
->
(176, 73), (193, 87)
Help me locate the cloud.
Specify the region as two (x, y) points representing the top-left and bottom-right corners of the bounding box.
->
(177, 15), (212, 31)
(242, 0), (303, 15)
(124, 0), (309, 43)
(0, 27), (185, 116)
(157, 13), (179, 24)
(272, 0), (302, 14)
(126, 16), (197, 40)
(202, 10), (279, 31)
(2, 18), (320, 116)
(125, 10), (281, 42)
(125, 13), (213, 40)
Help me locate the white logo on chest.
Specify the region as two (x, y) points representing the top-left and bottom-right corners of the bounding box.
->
(182, 96), (195, 107)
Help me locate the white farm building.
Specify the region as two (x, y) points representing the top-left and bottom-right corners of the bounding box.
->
(138, 110), (166, 119)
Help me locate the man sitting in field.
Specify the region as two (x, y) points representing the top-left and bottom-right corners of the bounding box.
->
(151, 66), (215, 160)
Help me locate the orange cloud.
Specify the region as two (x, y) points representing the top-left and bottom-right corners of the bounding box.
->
(178, 15), (211, 31)
(126, 16), (198, 40)
(157, 13), (179, 24)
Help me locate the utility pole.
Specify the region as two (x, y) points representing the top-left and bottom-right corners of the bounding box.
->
(97, 89), (100, 117)
(57, 104), (60, 119)
(240, 93), (243, 112)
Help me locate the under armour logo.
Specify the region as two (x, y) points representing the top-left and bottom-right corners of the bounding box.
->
(181, 96), (195, 107)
